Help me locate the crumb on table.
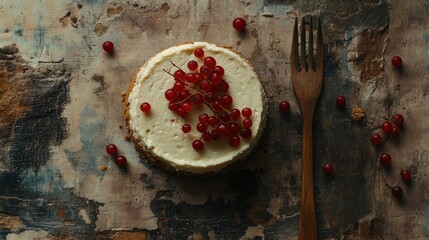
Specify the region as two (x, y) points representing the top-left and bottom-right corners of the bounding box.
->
(100, 165), (108, 171)
(351, 107), (365, 121)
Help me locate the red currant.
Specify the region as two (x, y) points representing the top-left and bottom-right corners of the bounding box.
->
(106, 144), (118, 155)
(212, 66), (225, 76)
(173, 81), (186, 92)
(182, 124), (191, 133)
(102, 41), (114, 53)
(400, 169), (412, 182)
(242, 108), (252, 118)
(221, 81), (229, 92)
(200, 65), (211, 76)
(211, 129), (221, 140)
(391, 56), (402, 67)
(322, 163), (334, 175)
(219, 113), (231, 122)
(379, 153), (392, 166)
(208, 116), (219, 126)
(232, 17), (246, 31)
(200, 80), (212, 92)
(371, 133), (382, 145)
(194, 48), (204, 58)
(174, 69), (186, 81)
(279, 101), (290, 112)
(217, 124), (230, 136)
(242, 118), (253, 128)
(181, 102), (192, 113)
(186, 73), (197, 83)
(115, 155), (127, 167)
(210, 72), (223, 85)
(202, 132), (212, 142)
(229, 123), (240, 135)
(199, 113), (209, 123)
(196, 123), (208, 133)
(165, 89), (178, 101)
(229, 135), (241, 147)
(192, 140), (204, 152)
(391, 186), (403, 198)
(221, 95), (233, 106)
(381, 121), (393, 133)
(204, 57), (216, 68)
(192, 93), (204, 104)
(140, 102), (151, 113)
(239, 128), (252, 139)
(392, 113), (404, 128)
(391, 127), (400, 137)
(212, 101), (223, 112)
(168, 102), (179, 111)
(187, 60), (198, 71)
(336, 96), (346, 107)
(230, 108), (241, 119)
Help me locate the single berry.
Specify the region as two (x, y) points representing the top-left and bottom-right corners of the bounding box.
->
(210, 72), (223, 85)
(168, 102), (180, 111)
(221, 95), (233, 106)
(193, 93), (205, 104)
(391, 186), (403, 198)
(140, 102), (151, 113)
(182, 124), (191, 133)
(208, 116), (219, 126)
(242, 108), (252, 118)
(174, 69), (186, 81)
(200, 80), (212, 92)
(204, 56), (217, 68)
(177, 107), (186, 117)
(217, 124), (230, 137)
(391, 127), (400, 137)
(194, 48), (204, 58)
(181, 102), (192, 112)
(192, 140), (204, 152)
(229, 123), (240, 135)
(204, 91), (215, 102)
(232, 17), (246, 31)
(391, 56), (402, 67)
(187, 60), (198, 71)
(199, 113), (209, 124)
(179, 91), (189, 101)
(371, 133), (382, 145)
(221, 81), (229, 92)
(106, 144), (118, 155)
(202, 132), (212, 142)
(229, 135), (241, 147)
(115, 155), (127, 167)
(212, 101), (223, 112)
(186, 73), (197, 83)
(102, 41), (114, 53)
(219, 113), (231, 122)
(165, 89), (178, 101)
(400, 169), (412, 182)
(242, 118), (253, 128)
(200, 65), (211, 76)
(379, 153), (392, 166)
(211, 129), (221, 140)
(381, 121), (393, 133)
(196, 123), (208, 133)
(239, 128), (252, 138)
(322, 163), (334, 175)
(173, 81), (186, 92)
(279, 101), (291, 112)
(212, 66), (225, 76)
(392, 113), (404, 128)
(230, 108), (241, 119)
(336, 96), (346, 107)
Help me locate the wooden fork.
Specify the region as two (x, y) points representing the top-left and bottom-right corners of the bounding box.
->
(290, 16), (323, 240)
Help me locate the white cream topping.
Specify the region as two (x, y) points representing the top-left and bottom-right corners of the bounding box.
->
(128, 42), (267, 173)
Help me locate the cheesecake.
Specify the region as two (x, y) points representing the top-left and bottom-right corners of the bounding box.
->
(124, 42), (267, 174)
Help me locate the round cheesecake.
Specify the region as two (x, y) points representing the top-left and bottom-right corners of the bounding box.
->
(125, 42), (267, 174)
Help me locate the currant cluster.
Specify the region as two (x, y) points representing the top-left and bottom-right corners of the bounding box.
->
(163, 48), (253, 152)
(371, 113), (411, 198)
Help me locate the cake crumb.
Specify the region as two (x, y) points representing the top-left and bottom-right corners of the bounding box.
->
(119, 124), (123, 129)
(351, 107), (365, 121)
(100, 165), (108, 171)
(146, 128), (151, 133)
(124, 135), (131, 141)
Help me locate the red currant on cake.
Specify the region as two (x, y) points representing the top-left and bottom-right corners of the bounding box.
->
(194, 48), (204, 58)
(187, 60), (198, 71)
(335, 96), (346, 107)
(371, 133), (382, 145)
(229, 135), (241, 147)
(182, 124), (191, 133)
(204, 56), (216, 68)
(391, 186), (403, 198)
(400, 169), (412, 182)
(140, 102), (151, 113)
(102, 41), (114, 53)
(242, 108), (252, 118)
(391, 56), (402, 67)
(379, 153), (392, 166)
(115, 155), (127, 167)
(322, 163), (334, 175)
(381, 121), (393, 133)
(279, 101), (290, 112)
(232, 17), (246, 31)
(106, 144), (118, 155)
(192, 139), (204, 152)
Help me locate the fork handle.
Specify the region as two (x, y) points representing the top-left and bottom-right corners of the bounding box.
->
(299, 116), (317, 240)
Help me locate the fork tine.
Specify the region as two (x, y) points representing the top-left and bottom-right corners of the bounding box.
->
(290, 18), (299, 71)
(308, 17), (314, 71)
(301, 17), (306, 71)
(316, 16), (323, 71)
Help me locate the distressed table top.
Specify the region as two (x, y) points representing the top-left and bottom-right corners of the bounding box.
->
(1, 0), (429, 239)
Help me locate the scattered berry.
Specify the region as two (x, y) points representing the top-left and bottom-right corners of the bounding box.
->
(232, 17), (246, 31)
(391, 186), (403, 198)
(322, 163), (334, 175)
(182, 124), (191, 133)
(187, 60), (198, 71)
(106, 144), (118, 155)
(140, 102), (151, 113)
(115, 155), (127, 167)
(279, 101), (290, 112)
(194, 48), (204, 58)
(102, 41), (114, 53)
(400, 169), (412, 182)
(336, 96), (346, 107)
(381, 121), (393, 133)
(379, 153), (392, 166)
(192, 140), (204, 152)
(392, 113), (404, 128)
(371, 133), (383, 145)
(391, 56), (402, 68)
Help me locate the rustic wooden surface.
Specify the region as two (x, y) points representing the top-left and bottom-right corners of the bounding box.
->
(1, 0), (428, 239)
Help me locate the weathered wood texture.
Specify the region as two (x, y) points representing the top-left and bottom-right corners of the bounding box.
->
(0, 0), (428, 239)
